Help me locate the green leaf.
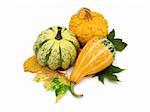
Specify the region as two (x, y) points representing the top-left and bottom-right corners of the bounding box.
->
(55, 84), (70, 96)
(33, 68), (70, 102)
(98, 73), (119, 84)
(107, 29), (115, 41)
(113, 39), (127, 51)
(55, 85), (70, 103)
(51, 78), (61, 90)
(97, 65), (124, 83)
(107, 29), (127, 52)
(105, 74), (120, 82)
(98, 74), (104, 84)
(107, 65), (125, 73)
(44, 77), (70, 102)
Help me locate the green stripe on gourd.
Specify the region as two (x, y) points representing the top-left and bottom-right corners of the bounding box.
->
(37, 40), (55, 66)
(47, 42), (61, 70)
(33, 29), (56, 54)
(59, 41), (71, 69)
(62, 30), (80, 52)
(101, 38), (115, 55)
(33, 26), (80, 70)
(63, 41), (77, 65)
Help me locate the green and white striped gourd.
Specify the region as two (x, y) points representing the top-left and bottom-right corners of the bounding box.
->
(33, 26), (80, 70)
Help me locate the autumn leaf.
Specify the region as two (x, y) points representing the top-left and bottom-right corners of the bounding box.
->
(23, 55), (42, 73)
(33, 67), (70, 102)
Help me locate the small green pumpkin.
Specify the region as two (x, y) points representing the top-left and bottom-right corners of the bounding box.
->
(33, 26), (80, 70)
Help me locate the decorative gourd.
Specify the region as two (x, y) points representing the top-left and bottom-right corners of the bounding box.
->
(33, 26), (80, 70)
(69, 7), (108, 46)
(69, 37), (115, 97)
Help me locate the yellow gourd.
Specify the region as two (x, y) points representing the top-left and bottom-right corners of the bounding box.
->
(69, 7), (108, 46)
(69, 37), (115, 97)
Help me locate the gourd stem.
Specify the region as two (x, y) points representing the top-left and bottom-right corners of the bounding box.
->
(78, 7), (92, 20)
(55, 27), (62, 40)
(70, 82), (83, 98)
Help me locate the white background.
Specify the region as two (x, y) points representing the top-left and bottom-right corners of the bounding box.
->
(0, 0), (150, 112)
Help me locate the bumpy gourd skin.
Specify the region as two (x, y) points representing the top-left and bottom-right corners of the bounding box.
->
(33, 26), (80, 70)
(69, 8), (108, 46)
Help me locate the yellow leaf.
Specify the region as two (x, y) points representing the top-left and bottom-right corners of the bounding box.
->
(23, 55), (42, 73)
(33, 73), (49, 82)
(56, 95), (64, 103)
(41, 67), (69, 83)
(33, 67), (70, 102)
(34, 67), (69, 83)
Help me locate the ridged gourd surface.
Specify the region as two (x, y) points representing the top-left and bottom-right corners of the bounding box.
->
(33, 26), (80, 70)
(69, 37), (115, 83)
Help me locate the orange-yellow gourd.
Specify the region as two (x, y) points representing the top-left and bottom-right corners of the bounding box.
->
(69, 37), (115, 97)
(69, 7), (108, 46)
